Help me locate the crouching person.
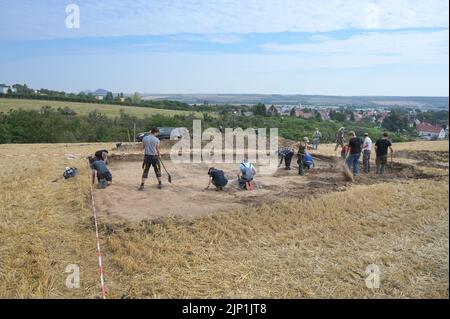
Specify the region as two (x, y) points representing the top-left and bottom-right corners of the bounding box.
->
(91, 157), (112, 189)
(206, 167), (228, 191)
(238, 159), (256, 190)
(297, 137), (309, 176)
(278, 147), (294, 170)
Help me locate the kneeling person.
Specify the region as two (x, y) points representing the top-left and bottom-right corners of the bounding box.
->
(238, 159), (256, 190)
(206, 167), (228, 191)
(91, 158), (112, 188)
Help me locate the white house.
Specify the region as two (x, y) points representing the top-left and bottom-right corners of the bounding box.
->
(416, 123), (446, 140)
(0, 84), (9, 94)
(93, 88), (108, 100)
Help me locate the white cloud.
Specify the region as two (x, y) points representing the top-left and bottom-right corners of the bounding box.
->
(0, 0), (448, 40)
(206, 34), (244, 44)
(260, 30), (449, 67)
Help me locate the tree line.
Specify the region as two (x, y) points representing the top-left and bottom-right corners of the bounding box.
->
(0, 106), (412, 144)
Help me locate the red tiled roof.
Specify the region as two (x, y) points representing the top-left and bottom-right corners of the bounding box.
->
(295, 111), (314, 118)
(416, 123), (444, 134)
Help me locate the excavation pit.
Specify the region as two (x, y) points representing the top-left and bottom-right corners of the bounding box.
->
(93, 153), (432, 222)
(93, 154), (344, 221)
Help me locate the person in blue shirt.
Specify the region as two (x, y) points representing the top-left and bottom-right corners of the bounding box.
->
(237, 159), (256, 190)
(278, 147), (294, 170)
(90, 158), (112, 188)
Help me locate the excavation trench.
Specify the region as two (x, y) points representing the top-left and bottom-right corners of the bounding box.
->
(93, 153), (446, 222)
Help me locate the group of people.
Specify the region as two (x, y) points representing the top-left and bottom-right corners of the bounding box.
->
(206, 136), (317, 192)
(277, 138), (314, 176)
(336, 127), (394, 176)
(89, 126), (394, 191)
(206, 159), (257, 191)
(89, 149), (112, 188)
(89, 128), (164, 190)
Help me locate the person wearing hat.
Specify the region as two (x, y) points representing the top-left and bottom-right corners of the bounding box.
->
(362, 132), (373, 174)
(297, 137), (309, 176)
(346, 131), (363, 176)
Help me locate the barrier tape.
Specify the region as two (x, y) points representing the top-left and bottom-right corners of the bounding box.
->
(87, 159), (107, 299)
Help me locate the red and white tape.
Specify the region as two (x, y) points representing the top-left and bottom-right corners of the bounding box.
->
(87, 159), (107, 299)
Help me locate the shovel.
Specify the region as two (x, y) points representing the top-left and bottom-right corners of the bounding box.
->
(390, 152), (394, 174)
(159, 157), (172, 183)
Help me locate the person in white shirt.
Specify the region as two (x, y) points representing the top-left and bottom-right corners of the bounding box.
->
(362, 133), (373, 174)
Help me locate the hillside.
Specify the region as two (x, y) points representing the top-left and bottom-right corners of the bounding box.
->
(0, 98), (200, 118)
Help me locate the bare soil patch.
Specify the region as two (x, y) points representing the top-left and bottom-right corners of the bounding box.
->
(94, 153), (442, 222)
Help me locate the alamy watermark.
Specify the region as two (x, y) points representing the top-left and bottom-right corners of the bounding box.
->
(365, 2), (381, 29)
(65, 4), (80, 29)
(365, 264), (380, 289)
(169, 120), (279, 174)
(65, 264), (80, 289)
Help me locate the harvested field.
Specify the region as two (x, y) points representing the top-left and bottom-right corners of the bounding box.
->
(102, 178), (449, 298)
(0, 141), (448, 298)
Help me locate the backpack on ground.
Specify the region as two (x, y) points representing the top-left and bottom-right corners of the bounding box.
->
(63, 167), (78, 179)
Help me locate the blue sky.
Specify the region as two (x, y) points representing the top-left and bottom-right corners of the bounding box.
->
(0, 0), (448, 96)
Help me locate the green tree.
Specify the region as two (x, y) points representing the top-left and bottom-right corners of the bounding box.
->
(267, 104), (279, 116)
(330, 111), (346, 122)
(382, 110), (409, 131)
(105, 91), (114, 102)
(350, 112), (356, 122)
(132, 92), (142, 104)
(252, 103), (267, 116)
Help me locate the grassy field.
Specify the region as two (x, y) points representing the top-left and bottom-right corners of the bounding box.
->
(0, 98), (199, 118)
(0, 141), (448, 298)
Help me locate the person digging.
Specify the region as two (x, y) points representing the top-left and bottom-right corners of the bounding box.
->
(91, 156), (112, 189)
(375, 132), (394, 175)
(206, 167), (228, 191)
(139, 127), (163, 191)
(296, 137), (309, 176)
(334, 127), (345, 151)
(345, 131), (363, 177)
(238, 159), (256, 190)
(278, 146), (295, 170)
